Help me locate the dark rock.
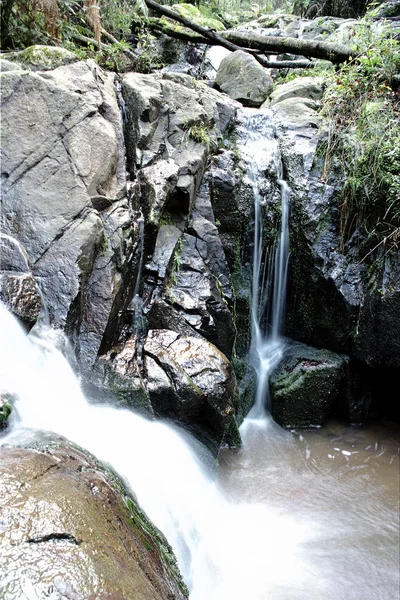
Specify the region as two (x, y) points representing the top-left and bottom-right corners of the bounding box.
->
(353, 254), (400, 368)
(0, 234), (41, 329)
(0, 393), (13, 430)
(0, 433), (188, 600)
(85, 336), (154, 418)
(144, 329), (239, 447)
(270, 342), (346, 428)
(166, 233), (235, 358)
(0, 273), (41, 329)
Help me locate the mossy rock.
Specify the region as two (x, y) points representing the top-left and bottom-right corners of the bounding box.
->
(0, 395), (13, 430)
(270, 342), (346, 428)
(171, 4), (225, 30)
(2, 45), (77, 71)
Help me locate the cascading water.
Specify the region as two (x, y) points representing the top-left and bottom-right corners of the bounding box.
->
(0, 302), (315, 600)
(236, 108), (290, 420)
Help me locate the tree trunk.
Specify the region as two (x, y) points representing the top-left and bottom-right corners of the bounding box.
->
(148, 18), (317, 69)
(223, 30), (351, 63)
(144, 0), (353, 64)
(1, 0), (16, 49)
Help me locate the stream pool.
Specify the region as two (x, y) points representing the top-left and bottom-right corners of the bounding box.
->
(218, 417), (400, 600)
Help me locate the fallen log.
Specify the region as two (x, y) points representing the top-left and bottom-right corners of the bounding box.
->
(144, 0), (353, 64)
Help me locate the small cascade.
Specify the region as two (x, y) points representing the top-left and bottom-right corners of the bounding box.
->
(236, 108), (290, 420)
(0, 302), (310, 600)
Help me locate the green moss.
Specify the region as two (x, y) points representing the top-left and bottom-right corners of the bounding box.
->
(171, 3), (225, 30)
(321, 23), (400, 253)
(3, 45), (77, 70)
(222, 415), (242, 447)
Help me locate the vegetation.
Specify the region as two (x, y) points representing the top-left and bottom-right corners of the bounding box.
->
(321, 20), (400, 253)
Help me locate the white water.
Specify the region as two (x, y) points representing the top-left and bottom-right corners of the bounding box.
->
(0, 302), (317, 600)
(237, 108), (290, 420)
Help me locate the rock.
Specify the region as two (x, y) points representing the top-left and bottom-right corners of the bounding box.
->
(215, 50), (273, 107)
(0, 234), (41, 329)
(353, 254), (400, 368)
(165, 232), (236, 358)
(0, 393), (13, 430)
(270, 342), (346, 428)
(84, 336), (154, 418)
(122, 71), (239, 238)
(0, 56), (140, 369)
(0, 273), (41, 329)
(2, 45), (78, 71)
(0, 433), (188, 600)
(269, 76), (325, 106)
(144, 329), (239, 447)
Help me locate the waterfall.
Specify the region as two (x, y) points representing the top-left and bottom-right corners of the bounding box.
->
(237, 108), (290, 420)
(0, 302), (311, 600)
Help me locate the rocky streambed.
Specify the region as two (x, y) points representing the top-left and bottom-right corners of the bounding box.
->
(1, 10), (399, 597)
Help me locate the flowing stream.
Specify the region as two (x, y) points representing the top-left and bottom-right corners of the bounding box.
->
(1, 109), (399, 600)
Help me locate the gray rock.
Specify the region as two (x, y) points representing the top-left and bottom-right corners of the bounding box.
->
(144, 329), (238, 446)
(215, 50), (273, 107)
(0, 57), (135, 367)
(0, 434), (188, 600)
(269, 76), (325, 105)
(1, 45), (78, 71)
(85, 335), (153, 417)
(0, 273), (41, 329)
(0, 234), (41, 328)
(270, 342), (346, 428)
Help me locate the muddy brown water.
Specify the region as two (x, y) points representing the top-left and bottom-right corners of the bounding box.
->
(218, 418), (400, 600)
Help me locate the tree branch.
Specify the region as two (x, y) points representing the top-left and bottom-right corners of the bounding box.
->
(144, 0), (352, 64)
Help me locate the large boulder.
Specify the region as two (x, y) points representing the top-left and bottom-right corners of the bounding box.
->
(270, 342), (346, 427)
(144, 329), (239, 447)
(215, 50), (273, 107)
(0, 52), (143, 370)
(0, 434), (188, 600)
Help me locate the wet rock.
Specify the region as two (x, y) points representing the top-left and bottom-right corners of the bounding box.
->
(0, 433), (188, 600)
(0, 234), (41, 329)
(122, 72), (239, 239)
(1, 57), (128, 357)
(166, 232), (235, 358)
(85, 336), (154, 418)
(353, 254), (400, 368)
(215, 50), (273, 107)
(270, 342), (346, 428)
(144, 329), (238, 446)
(0, 273), (41, 329)
(0, 393), (13, 430)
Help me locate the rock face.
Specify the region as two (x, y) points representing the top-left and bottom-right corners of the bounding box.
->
(1, 50), (242, 447)
(0, 54), (138, 371)
(215, 50), (273, 107)
(271, 77), (400, 372)
(0, 434), (188, 600)
(270, 342), (346, 428)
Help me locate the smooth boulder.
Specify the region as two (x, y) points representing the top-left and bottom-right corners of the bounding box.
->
(215, 50), (273, 107)
(0, 434), (188, 600)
